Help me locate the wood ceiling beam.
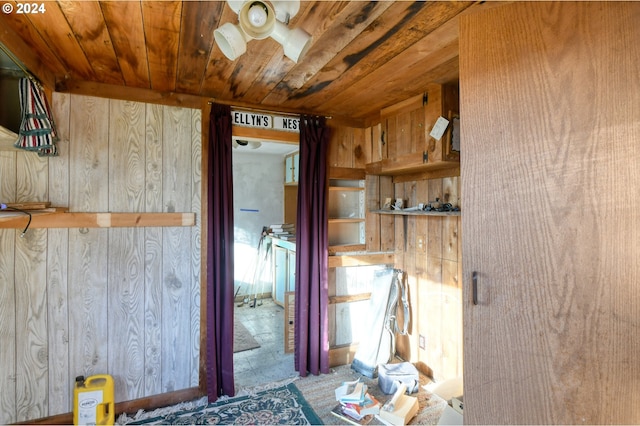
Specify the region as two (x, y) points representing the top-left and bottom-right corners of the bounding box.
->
(56, 78), (204, 109)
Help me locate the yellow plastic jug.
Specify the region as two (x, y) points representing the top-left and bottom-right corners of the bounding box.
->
(73, 374), (115, 425)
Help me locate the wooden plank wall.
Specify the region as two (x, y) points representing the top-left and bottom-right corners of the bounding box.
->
(328, 122), (463, 381)
(391, 176), (462, 381)
(0, 93), (201, 423)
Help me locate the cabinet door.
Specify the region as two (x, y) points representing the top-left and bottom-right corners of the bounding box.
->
(273, 246), (288, 305)
(461, 3), (640, 424)
(284, 154), (294, 184)
(284, 151), (299, 184)
(287, 251), (296, 292)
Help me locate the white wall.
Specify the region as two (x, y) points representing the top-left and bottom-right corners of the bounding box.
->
(232, 151), (285, 298)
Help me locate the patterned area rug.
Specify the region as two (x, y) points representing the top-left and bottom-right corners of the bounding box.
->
(234, 319), (260, 353)
(125, 383), (321, 425)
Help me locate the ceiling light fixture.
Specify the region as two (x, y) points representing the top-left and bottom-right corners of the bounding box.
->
(214, 0), (312, 63)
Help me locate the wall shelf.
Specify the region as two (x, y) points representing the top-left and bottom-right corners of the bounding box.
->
(371, 209), (460, 217)
(0, 208), (196, 228)
(328, 179), (365, 252)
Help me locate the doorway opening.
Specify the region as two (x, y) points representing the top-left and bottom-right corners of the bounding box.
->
(231, 139), (298, 390)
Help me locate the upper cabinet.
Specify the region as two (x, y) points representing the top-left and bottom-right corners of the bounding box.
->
(366, 83), (460, 180)
(284, 151), (299, 184)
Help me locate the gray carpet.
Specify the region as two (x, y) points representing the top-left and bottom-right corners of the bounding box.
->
(234, 319), (260, 353)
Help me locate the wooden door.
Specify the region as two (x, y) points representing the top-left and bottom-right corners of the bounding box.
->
(460, 2), (640, 424)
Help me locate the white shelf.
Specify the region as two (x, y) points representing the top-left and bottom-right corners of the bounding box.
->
(328, 179), (365, 250)
(371, 209), (460, 217)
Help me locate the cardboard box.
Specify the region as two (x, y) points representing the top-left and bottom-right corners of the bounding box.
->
(377, 394), (419, 426)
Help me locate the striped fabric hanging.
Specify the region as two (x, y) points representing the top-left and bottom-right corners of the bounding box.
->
(15, 77), (58, 156)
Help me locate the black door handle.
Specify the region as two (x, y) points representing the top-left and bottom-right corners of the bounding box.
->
(472, 271), (478, 305)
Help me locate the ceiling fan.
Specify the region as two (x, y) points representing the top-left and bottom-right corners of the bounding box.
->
(214, 0), (312, 63)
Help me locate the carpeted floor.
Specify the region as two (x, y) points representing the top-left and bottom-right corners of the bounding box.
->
(122, 383), (321, 425)
(234, 318), (261, 353)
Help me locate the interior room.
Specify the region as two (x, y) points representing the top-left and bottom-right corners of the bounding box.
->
(231, 140), (298, 389)
(0, 1), (639, 425)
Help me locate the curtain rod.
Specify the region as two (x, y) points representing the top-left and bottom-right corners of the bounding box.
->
(0, 43), (42, 89)
(207, 100), (331, 119)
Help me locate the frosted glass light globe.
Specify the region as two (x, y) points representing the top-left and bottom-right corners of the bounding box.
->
(248, 4), (268, 27)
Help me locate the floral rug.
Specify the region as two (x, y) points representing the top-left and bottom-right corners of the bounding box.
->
(124, 383), (321, 425)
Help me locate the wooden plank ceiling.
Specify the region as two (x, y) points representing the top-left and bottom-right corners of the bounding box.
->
(0, 1), (485, 122)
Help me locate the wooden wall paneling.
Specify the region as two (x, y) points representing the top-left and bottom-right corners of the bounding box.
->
(68, 227), (109, 380)
(395, 182), (415, 361)
(393, 182), (406, 255)
(69, 95), (109, 212)
(441, 258), (461, 379)
(46, 227), (69, 415)
(108, 99), (146, 402)
(16, 152), (48, 203)
(424, 253), (444, 380)
(415, 180), (429, 253)
(50, 93), (70, 205)
(0, 228), (16, 424)
(365, 175), (381, 251)
(426, 180), (443, 260)
(442, 215), (459, 263)
(161, 106), (193, 392)
(13, 130), (51, 421)
(0, 93), (202, 420)
(47, 92), (70, 415)
(0, 151), (16, 198)
(0, 151), (16, 424)
(108, 226), (145, 402)
(109, 100), (146, 212)
(442, 176), (460, 209)
(144, 104), (164, 395)
(68, 94), (110, 389)
(189, 109), (202, 387)
(379, 176), (395, 252)
(143, 103), (164, 396)
(14, 229), (48, 422)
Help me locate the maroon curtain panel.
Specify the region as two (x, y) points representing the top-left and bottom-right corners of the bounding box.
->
(206, 103), (235, 400)
(294, 115), (331, 376)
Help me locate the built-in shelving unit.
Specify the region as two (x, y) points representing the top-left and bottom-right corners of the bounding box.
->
(328, 179), (365, 252)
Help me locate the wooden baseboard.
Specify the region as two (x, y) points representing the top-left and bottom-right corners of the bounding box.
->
(16, 387), (204, 425)
(329, 344), (359, 368)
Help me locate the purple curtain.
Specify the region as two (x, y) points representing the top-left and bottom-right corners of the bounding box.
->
(206, 103), (235, 401)
(294, 115), (330, 376)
